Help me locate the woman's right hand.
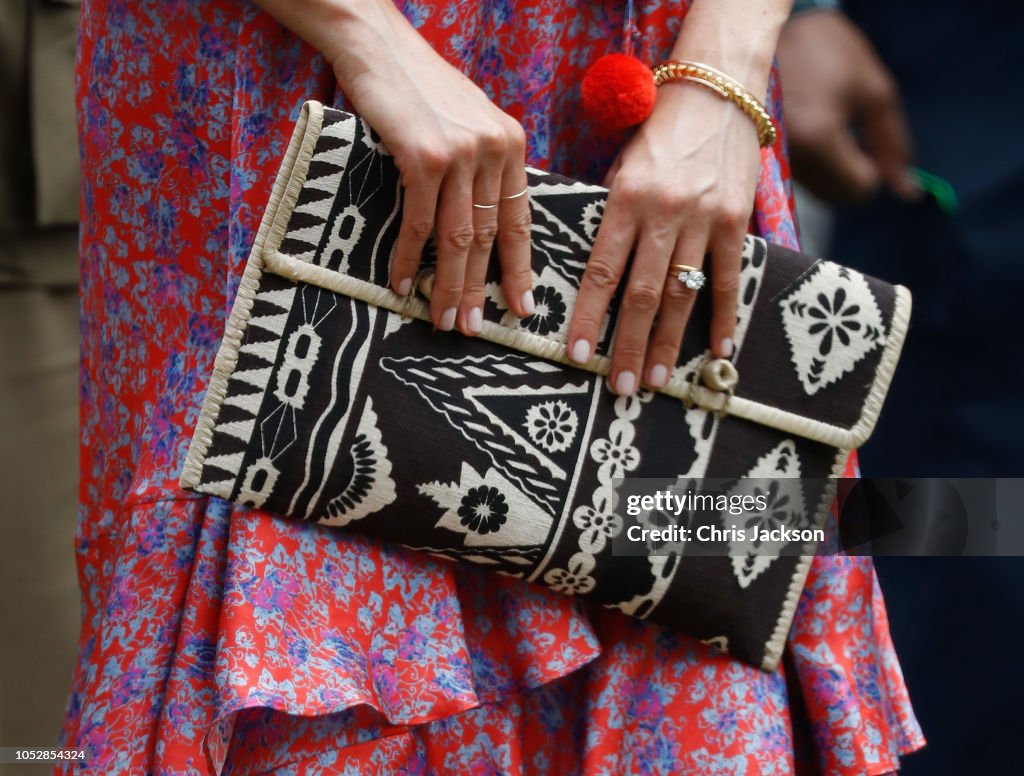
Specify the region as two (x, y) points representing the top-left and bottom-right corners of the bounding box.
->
(315, 0), (535, 335)
(340, 56), (535, 334)
(254, 0), (534, 334)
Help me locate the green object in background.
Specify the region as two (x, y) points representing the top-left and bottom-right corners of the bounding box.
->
(911, 167), (958, 214)
(790, 0), (840, 16)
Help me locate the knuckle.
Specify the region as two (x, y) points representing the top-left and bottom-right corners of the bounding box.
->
(436, 279), (465, 298)
(712, 271), (741, 296)
(451, 132), (478, 160)
(583, 257), (622, 291)
(418, 145), (451, 174)
(789, 114), (831, 147)
(692, 191), (723, 220)
(612, 177), (645, 205)
(625, 283), (662, 313)
(648, 343), (681, 368)
(404, 219), (435, 242)
(473, 221), (499, 247)
(651, 188), (688, 213)
(478, 125), (508, 159)
(462, 279), (486, 299)
(502, 212), (533, 242)
(664, 279), (695, 301)
(613, 341), (647, 362)
(866, 75), (899, 107)
(717, 201), (750, 230)
(505, 264), (534, 285)
(504, 120), (527, 154)
(443, 224), (475, 249)
(570, 308), (604, 333)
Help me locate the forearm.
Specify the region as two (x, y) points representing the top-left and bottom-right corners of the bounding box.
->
(671, 0), (793, 98)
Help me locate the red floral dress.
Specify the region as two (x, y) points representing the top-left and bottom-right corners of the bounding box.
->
(61, 0), (924, 773)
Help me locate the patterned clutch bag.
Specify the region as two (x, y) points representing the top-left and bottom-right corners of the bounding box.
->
(179, 101), (910, 670)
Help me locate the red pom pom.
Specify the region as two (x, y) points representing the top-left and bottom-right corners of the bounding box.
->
(581, 54), (657, 131)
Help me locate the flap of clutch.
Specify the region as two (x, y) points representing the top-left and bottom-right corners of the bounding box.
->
(254, 101), (911, 452)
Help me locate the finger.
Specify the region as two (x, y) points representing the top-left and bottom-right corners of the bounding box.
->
(459, 170), (501, 336)
(392, 171), (441, 297)
(643, 225), (709, 387)
(495, 129), (534, 319)
(565, 191), (637, 366)
(608, 226), (676, 396)
(707, 220), (746, 360)
(432, 163), (475, 330)
(792, 125), (880, 203)
(861, 82), (920, 200)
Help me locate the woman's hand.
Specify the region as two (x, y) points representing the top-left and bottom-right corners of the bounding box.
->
(566, 0), (790, 394)
(254, 0), (534, 334)
(566, 84), (761, 394)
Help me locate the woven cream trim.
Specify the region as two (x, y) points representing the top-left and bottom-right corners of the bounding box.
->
(262, 251), (903, 449)
(758, 447), (846, 671)
(178, 101), (326, 490)
(758, 288), (910, 670)
(848, 284), (913, 443)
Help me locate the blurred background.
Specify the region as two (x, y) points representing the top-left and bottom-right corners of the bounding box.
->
(1, 1), (82, 774)
(0, 0), (1020, 773)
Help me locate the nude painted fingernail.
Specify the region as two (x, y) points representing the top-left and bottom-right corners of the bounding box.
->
(570, 339), (592, 364)
(522, 289), (536, 316)
(648, 364), (668, 388)
(721, 337), (734, 358)
(397, 277), (412, 296)
(615, 371), (637, 396)
(439, 307), (457, 331)
(468, 306), (483, 334)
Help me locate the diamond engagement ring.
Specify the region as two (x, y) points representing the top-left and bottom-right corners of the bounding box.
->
(671, 264), (706, 291)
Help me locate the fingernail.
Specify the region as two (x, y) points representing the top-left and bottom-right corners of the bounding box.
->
(439, 307), (457, 331)
(720, 338), (734, 358)
(615, 371), (637, 396)
(648, 364), (668, 388)
(467, 306), (483, 334)
(522, 289), (536, 316)
(397, 277), (412, 296)
(570, 339), (592, 364)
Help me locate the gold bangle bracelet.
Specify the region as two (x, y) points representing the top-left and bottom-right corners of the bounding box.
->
(651, 60), (777, 148)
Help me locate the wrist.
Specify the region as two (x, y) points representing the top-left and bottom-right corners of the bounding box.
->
(320, 0), (405, 92)
(669, 0), (791, 98)
(250, 0), (400, 91)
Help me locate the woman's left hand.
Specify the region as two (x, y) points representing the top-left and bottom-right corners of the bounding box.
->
(565, 0), (789, 395)
(565, 79), (762, 394)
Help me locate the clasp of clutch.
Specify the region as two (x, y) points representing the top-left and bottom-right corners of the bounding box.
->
(685, 353), (739, 418)
(398, 266), (437, 320)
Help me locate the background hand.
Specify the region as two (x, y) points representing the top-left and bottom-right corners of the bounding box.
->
(778, 10), (919, 203)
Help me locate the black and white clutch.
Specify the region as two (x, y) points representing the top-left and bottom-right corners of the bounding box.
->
(179, 101), (910, 670)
